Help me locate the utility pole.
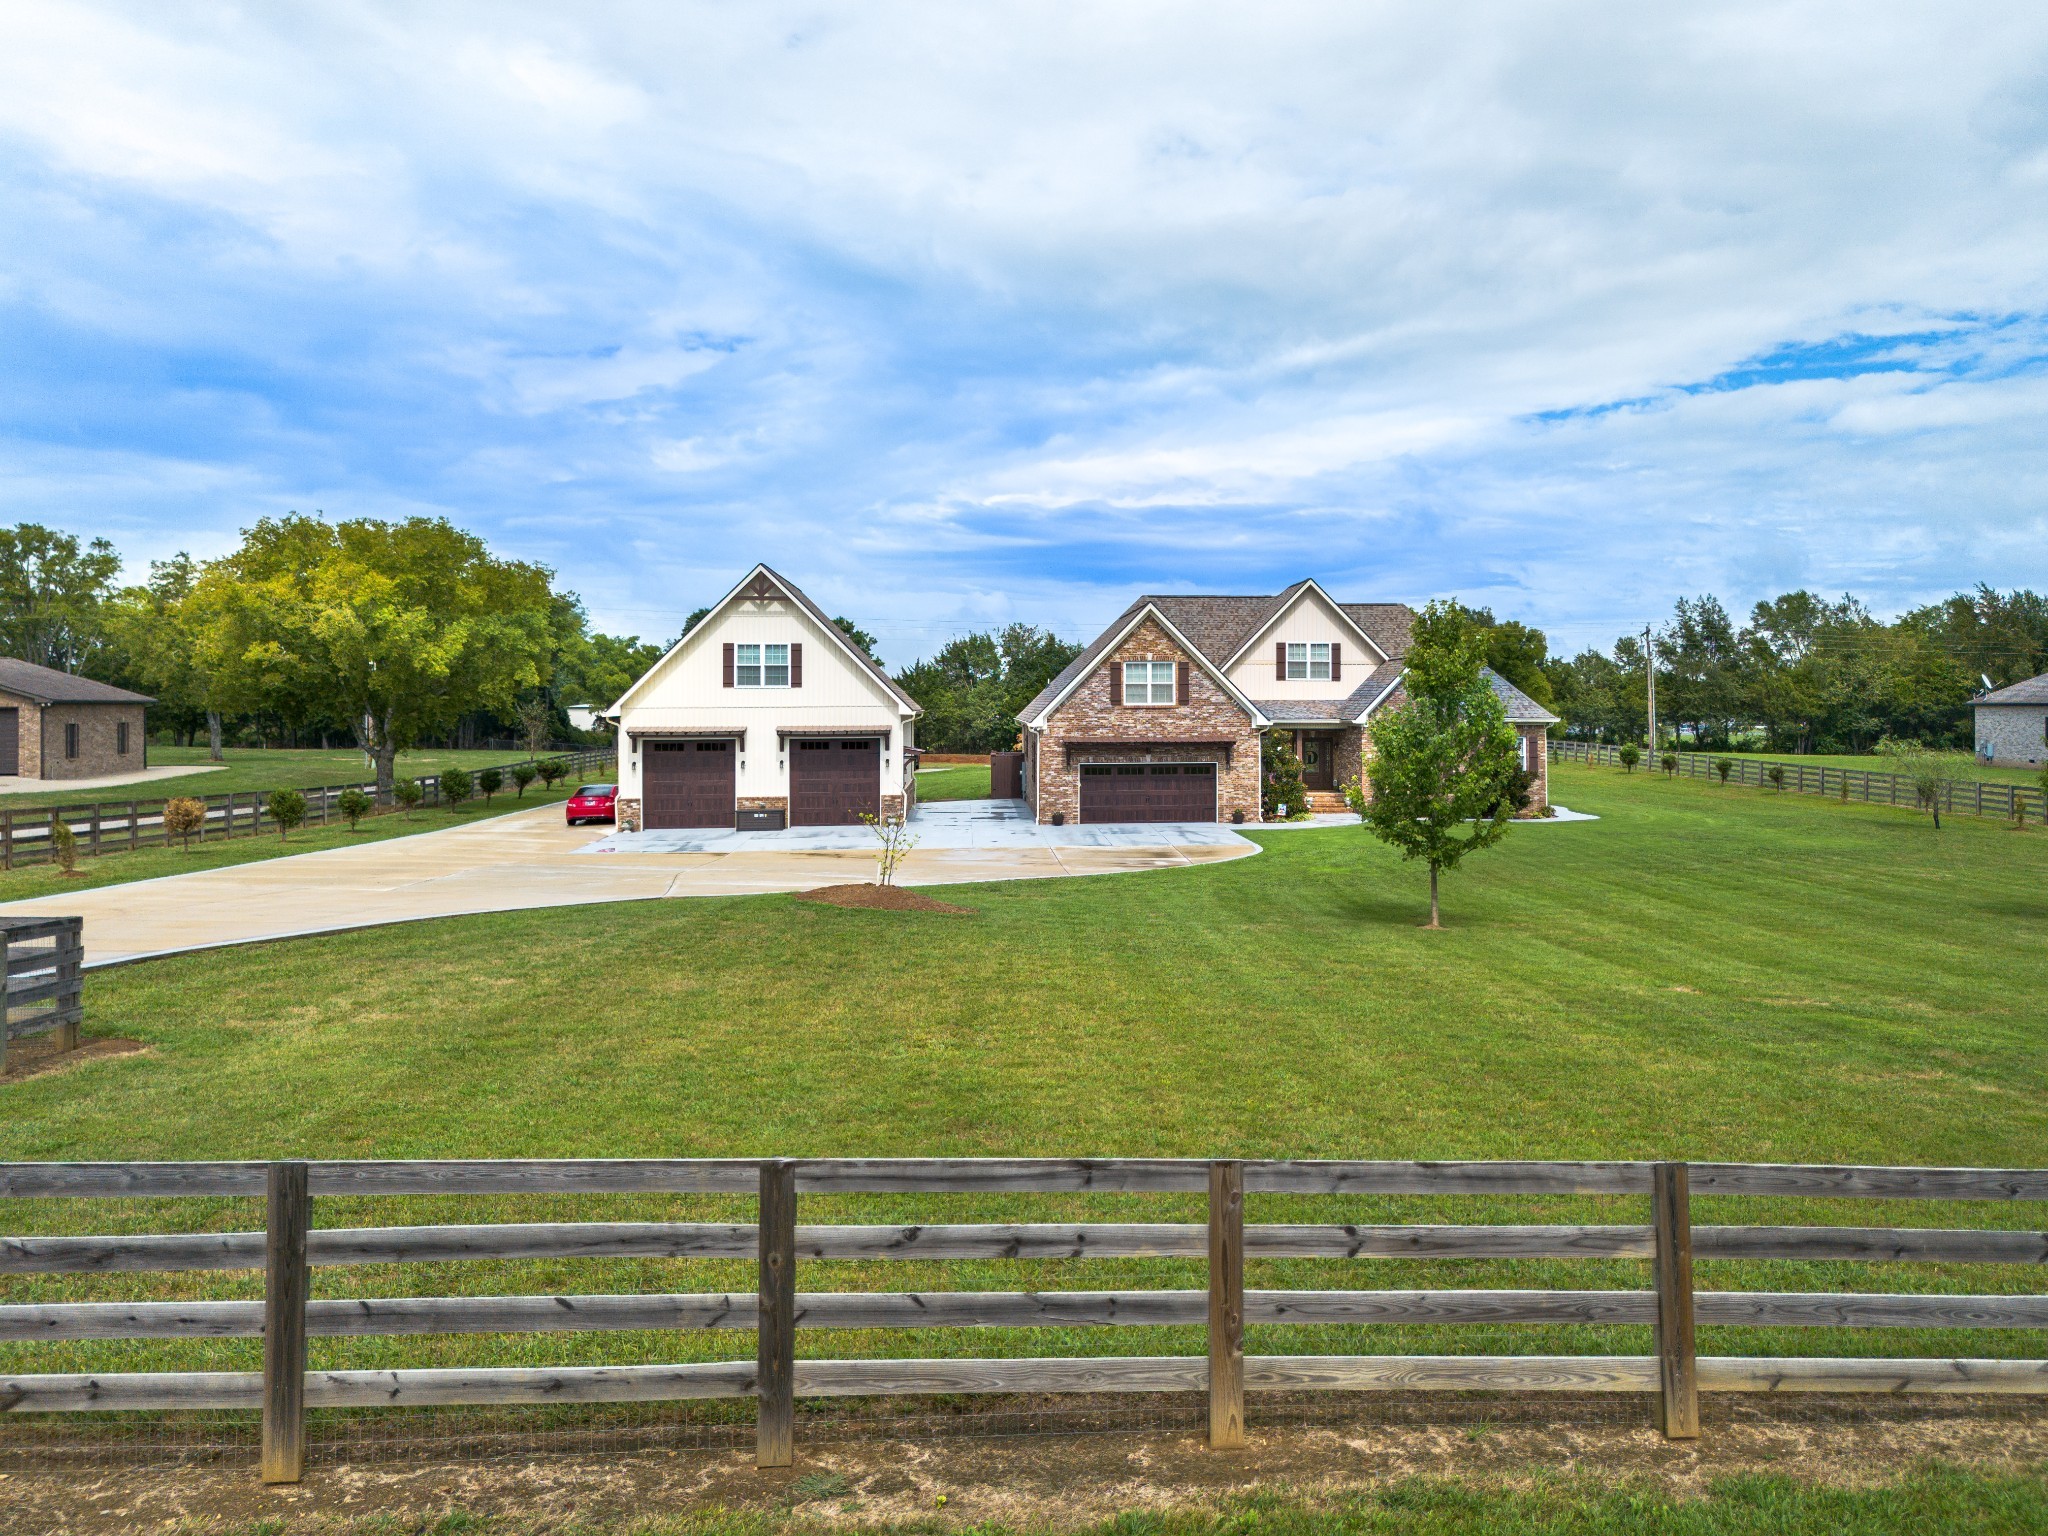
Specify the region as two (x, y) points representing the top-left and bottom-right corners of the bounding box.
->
(1643, 624), (1658, 752)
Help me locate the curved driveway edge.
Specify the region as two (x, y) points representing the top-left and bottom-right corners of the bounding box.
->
(0, 801), (1257, 968)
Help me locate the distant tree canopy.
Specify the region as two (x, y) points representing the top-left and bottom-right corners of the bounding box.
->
(896, 624), (1082, 753)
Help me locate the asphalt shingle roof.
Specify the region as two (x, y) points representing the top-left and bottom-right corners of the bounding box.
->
(0, 658), (152, 706)
(1976, 672), (2048, 706)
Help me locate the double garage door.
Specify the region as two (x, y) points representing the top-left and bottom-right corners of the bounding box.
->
(641, 736), (880, 829)
(1078, 761), (1217, 823)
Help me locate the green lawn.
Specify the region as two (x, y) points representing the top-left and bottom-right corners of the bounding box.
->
(915, 763), (994, 800)
(1682, 748), (2042, 787)
(3, 762), (2046, 1385)
(0, 746), (588, 809)
(0, 782), (581, 904)
(192, 1470), (2048, 1536)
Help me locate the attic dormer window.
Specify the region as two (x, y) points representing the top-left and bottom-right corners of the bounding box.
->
(736, 643), (790, 687)
(1287, 643), (1333, 681)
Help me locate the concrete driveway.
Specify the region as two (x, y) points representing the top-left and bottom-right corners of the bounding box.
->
(0, 800), (1257, 967)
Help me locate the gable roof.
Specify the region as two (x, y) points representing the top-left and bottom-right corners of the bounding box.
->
(1220, 578), (1393, 670)
(1017, 587), (1418, 726)
(1975, 672), (2048, 706)
(1019, 601), (1272, 729)
(609, 563), (921, 716)
(0, 658), (152, 706)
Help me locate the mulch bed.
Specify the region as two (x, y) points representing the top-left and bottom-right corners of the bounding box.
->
(794, 883), (975, 915)
(1, 1034), (147, 1083)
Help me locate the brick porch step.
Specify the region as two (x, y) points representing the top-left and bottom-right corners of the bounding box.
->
(1304, 791), (1352, 813)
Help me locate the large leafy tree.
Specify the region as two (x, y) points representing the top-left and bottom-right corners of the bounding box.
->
(1348, 601), (1520, 929)
(895, 623), (1080, 752)
(0, 524), (123, 672)
(188, 515), (559, 798)
(101, 554), (210, 745)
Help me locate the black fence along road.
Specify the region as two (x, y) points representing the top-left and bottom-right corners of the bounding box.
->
(0, 750), (616, 870)
(1551, 740), (2046, 824)
(0, 916), (82, 1072)
(2, 1156), (2045, 1482)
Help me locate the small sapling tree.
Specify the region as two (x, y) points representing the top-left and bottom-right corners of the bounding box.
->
(48, 818), (78, 876)
(1262, 731), (1310, 819)
(860, 811), (918, 886)
(267, 789), (307, 842)
(164, 796), (205, 850)
(1713, 756), (1734, 784)
(477, 766), (502, 805)
(537, 758), (567, 791)
(440, 767), (472, 809)
(393, 777), (424, 819)
(336, 787), (372, 831)
(512, 762), (538, 799)
(1660, 752), (1678, 777)
(1765, 764), (1786, 792)
(1618, 744), (1640, 773)
(1344, 601), (1519, 929)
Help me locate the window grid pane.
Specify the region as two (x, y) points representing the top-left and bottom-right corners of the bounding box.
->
(1286, 643), (1307, 680)
(1309, 642), (1331, 680)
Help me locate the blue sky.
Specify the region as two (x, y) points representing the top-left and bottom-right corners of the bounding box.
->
(2, 3), (2045, 663)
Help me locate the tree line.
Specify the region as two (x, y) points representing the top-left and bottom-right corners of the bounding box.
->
(0, 519), (664, 796)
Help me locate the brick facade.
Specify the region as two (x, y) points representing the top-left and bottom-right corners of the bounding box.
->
(1975, 704), (2048, 767)
(0, 694), (148, 781)
(738, 796), (789, 813)
(1030, 618), (1263, 824)
(614, 797), (642, 832)
(1321, 704), (1550, 817)
(1517, 724), (1551, 814)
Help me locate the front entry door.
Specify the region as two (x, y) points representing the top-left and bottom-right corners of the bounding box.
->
(1298, 732), (1335, 791)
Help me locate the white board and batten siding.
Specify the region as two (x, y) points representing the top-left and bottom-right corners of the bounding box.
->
(613, 572), (917, 813)
(1223, 587), (1384, 701)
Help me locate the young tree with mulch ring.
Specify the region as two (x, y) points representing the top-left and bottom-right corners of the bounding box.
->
(164, 797), (205, 851)
(1344, 601), (1520, 929)
(267, 789), (307, 842)
(336, 788), (372, 831)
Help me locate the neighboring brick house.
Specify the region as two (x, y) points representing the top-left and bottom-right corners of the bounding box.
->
(0, 658), (152, 781)
(1973, 673), (2048, 767)
(1016, 580), (1557, 824)
(607, 565), (921, 832)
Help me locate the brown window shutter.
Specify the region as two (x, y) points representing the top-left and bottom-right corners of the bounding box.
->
(1330, 643), (1342, 682)
(1177, 660), (1190, 704)
(722, 643), (734, 687)
(1275, 642), (1286, 681)
(1109, 661), (1123, 705)
(790, 643), (803, 687)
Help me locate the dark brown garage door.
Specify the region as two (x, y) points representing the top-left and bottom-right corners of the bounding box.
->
(642, 740), (736, 829)
(790, 738), (880, 826)
(1079, 762), (1218, 823)
(0, 709), (16, 776)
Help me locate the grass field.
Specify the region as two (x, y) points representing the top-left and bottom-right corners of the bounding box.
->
(0, 746), (587, 809)
(0, 781), (581, 903)
(3, 761), (2045, 1389)
(1683, 748), (2043, 787)
(915, 763), (993, 799)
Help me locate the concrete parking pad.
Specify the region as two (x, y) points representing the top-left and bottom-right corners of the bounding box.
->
(585, 796), (1254, 853)
(0, 800), (1257, 967)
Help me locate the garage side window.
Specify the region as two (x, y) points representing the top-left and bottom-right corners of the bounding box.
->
(117, 721), (130, 756)
(735, 643), (791, 687)
(64, 722), (79, 759)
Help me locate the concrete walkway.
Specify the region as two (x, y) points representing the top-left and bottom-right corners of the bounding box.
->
(0, 801), (1257, 967)
(0, 763), (227, 796)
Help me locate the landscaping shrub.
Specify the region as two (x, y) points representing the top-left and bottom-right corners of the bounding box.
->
(1766, 764), (1786, 791)
(511, 762), (538, 798)
(336, 788), (372, 831)
(393, 777), (424, 818)
(48, 817), (77, 875)
(1617, 744), (1640, 773)
(1660, 752), (1678, 776)
(440, 767), (473, 808)
(1713, 756), (1734, 783)
(267, 789), (307, 841)
(1262, 730), (1310, 819)
(537, 759), (567, 790)
(163, 796), (205, 850)
(476, 767), (502, 804)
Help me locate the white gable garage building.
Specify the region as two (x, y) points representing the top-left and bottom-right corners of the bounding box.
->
(609, 565), (922, 833)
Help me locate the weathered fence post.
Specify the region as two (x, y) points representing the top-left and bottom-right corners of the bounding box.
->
(262, 1161), (310, 1484)
(55, 920), (80, 1052)
(127, 799), (139, 851)
(2, 808), (11, 870)
(1652, 1161), (1699, 1440)
(1207, 1159), (1245, 1449)
(756, 1158), (796, 1469)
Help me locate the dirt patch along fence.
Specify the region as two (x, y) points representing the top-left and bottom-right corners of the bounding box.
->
(0, 916), (81, 1071)
(0, 749), (616, 871)
(2, 1156), (2044, 1483)
(1551, 741), (2046, 824)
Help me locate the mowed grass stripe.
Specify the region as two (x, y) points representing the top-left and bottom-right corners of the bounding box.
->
(1, 764), (2044, 1378)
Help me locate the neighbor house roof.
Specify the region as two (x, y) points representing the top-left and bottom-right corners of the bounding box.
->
(1975, 673), (2048, 706)
(0, 658), (152, 706)
(1018, 589), (1420, 726)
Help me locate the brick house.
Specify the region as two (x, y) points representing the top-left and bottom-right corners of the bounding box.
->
(1973, 673), (2048, 767)
(0, 658), (152, 781)
(1016, 580), (1556, 824)
(608, 565), (921, 832)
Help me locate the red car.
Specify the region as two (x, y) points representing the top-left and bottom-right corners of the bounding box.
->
(565, 783), (618, 826)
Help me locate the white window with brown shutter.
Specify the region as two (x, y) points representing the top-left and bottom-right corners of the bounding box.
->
(1121, 660), (1178, 705)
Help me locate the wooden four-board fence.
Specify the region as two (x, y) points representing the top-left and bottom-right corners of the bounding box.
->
(0, 916), (82, 1072)
(2, 1156), (2045, 1482)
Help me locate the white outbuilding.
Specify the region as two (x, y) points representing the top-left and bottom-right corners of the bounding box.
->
(607, 565), (921, 832)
